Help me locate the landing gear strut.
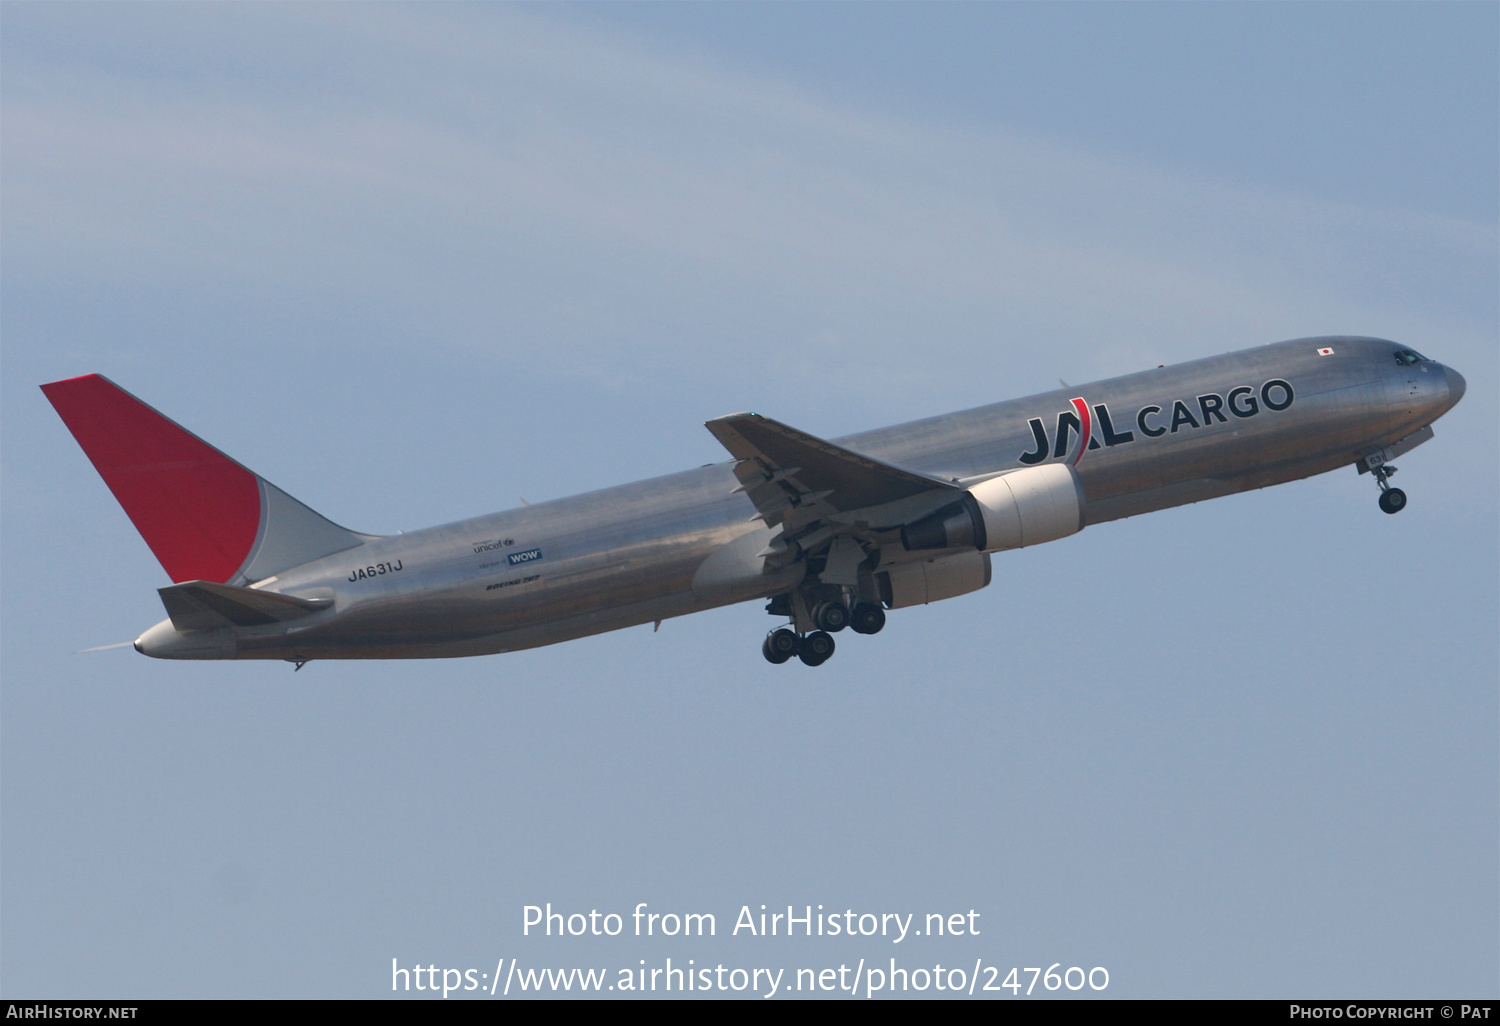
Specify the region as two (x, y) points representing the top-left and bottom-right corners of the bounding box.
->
(1372, 464), (1407, 514)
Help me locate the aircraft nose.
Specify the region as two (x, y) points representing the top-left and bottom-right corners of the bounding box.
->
(1445, 365), (1466, 407)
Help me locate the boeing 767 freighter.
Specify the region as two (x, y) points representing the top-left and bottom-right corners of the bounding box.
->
(42, 336), (1464, 667)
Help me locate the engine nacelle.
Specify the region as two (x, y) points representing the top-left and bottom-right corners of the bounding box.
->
(877, 551), (991, 609)
(901, 463), (1084, 553)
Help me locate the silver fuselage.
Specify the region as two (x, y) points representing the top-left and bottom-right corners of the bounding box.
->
(135, 336), (1464, 660)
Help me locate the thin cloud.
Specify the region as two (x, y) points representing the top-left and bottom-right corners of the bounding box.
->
(4, 5), (1491, 417)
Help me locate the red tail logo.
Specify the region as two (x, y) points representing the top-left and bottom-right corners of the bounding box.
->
(42, 375), (262, 583)
(42, 374), (368, 584)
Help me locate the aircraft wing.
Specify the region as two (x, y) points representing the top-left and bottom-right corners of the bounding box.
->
(705, 412), (960, 536)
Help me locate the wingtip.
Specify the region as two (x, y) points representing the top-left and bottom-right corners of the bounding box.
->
(704, 411), (759, 426)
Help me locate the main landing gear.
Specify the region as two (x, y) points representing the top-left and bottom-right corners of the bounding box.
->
(762, 628), (835, 666)
(761, 601), (886, 667)
(1372, 464), (1407, 515)
(762, 628), (837, 666)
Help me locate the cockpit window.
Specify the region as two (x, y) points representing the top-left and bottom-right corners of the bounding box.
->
(1394, 350), (1427, 366)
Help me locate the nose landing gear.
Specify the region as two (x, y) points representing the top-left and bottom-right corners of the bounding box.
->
(1372, 464), (1407, 514)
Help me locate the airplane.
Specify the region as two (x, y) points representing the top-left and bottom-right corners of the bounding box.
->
(41, 335), (1465, 668)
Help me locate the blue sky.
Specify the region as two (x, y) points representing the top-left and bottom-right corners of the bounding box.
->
(3, 2), (1495, 998)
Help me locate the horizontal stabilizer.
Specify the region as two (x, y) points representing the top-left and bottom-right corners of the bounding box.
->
(158, 580), (331, 631)
(705, 413), (956, 525)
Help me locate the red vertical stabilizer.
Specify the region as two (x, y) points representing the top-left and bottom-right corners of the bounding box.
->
(42, 375), (262, 583)
(42, 374), (369, 585)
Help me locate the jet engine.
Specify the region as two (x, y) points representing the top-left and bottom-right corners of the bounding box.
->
(901, 463), (1084, 553)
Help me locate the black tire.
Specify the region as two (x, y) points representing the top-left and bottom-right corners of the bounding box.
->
(813, 602), (849, 633)
(762, 634), (792, 664)
(1379, 488), (1407, 514)
(798, 630), (835, 666)
(849, 603), (886, 635)
(764, 628), (799, 663)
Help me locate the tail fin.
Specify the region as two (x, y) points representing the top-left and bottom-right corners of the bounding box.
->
(41, 374), (373, 584)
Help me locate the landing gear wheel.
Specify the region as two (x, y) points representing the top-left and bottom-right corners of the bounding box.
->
(763, 628), (799, 664)
(798, 631), (836, 666)
(849, 603), (886, 635)
(812, 602), (849, 633)
(1371, 463), (1406, 514)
